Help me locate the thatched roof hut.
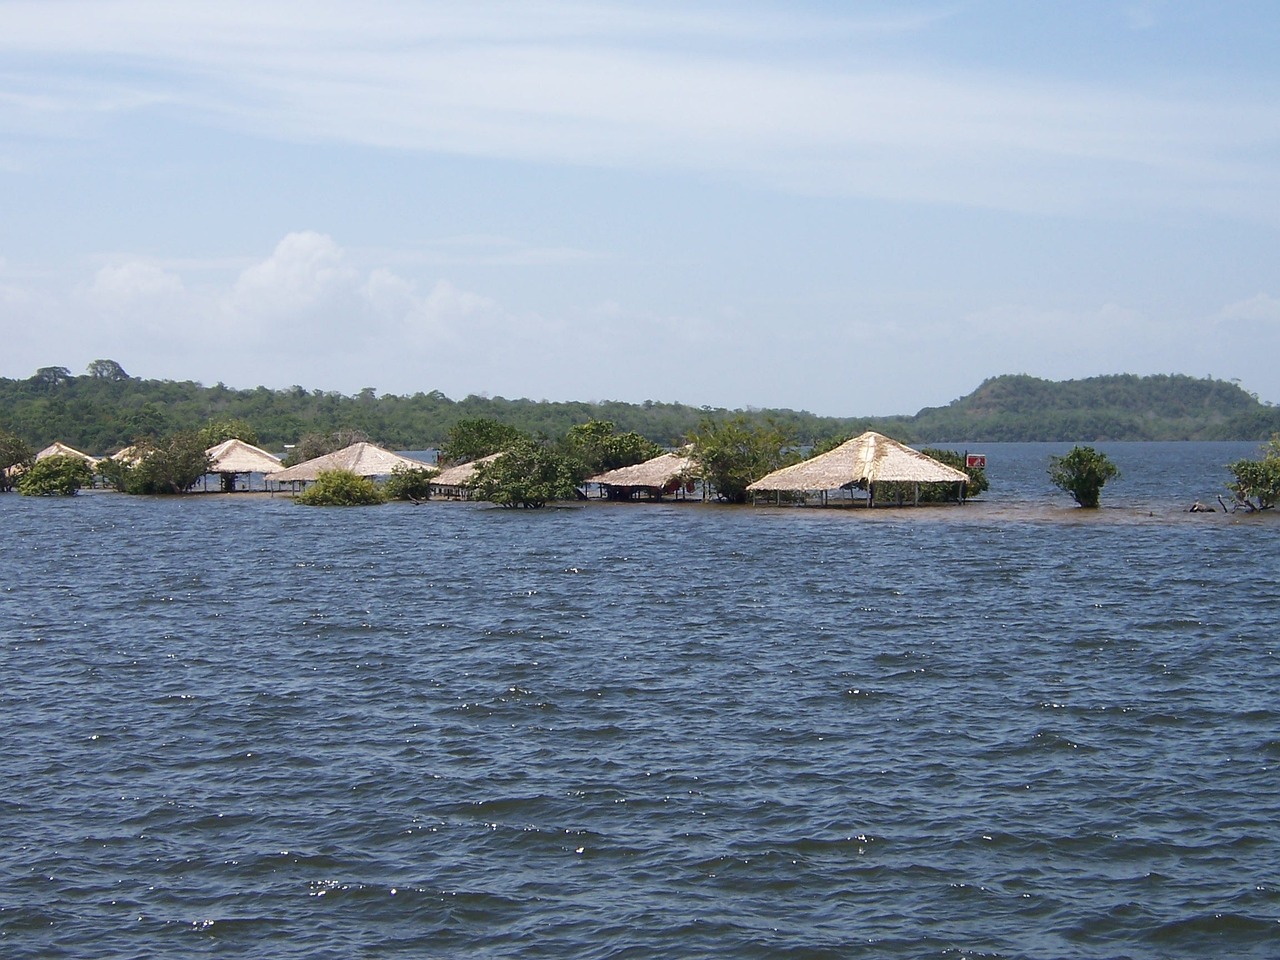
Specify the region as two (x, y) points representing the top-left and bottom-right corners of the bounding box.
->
(588, 451), (697, 500)
(204, 438), (283, 491)
(429, 452), (502, 499)
(267, 442), (431, 485)
(747, 431), (968, 507)
(207, 438), (282, 475)
(36, 442), (98, 465)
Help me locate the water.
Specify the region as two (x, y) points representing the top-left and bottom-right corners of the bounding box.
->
(2, 443), (1277, 958)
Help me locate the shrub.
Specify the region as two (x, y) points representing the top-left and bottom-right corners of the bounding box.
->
(383, 465), (437, 501)
(17, 455), (94, 496)
(1048, 445), (1119, 508)
(107, 433), (212, 494)
(471, 441), (579, 508)
(1226, 433), (1280, 511)
(296, 469), (387, 506)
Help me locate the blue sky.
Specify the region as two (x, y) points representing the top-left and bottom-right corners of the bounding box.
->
(2, 0), (1278, 415)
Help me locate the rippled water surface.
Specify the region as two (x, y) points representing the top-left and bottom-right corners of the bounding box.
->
(2, 444), (1278, 958)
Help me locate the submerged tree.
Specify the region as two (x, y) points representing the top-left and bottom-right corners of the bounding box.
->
(0, 430), (34, 492)
(383, 465), (438, 501)
(1226, 433), (1280, 511)
(1048, 445), (1119, 508)
(295, 469), (387, 506)
(471, 439), (579, 508)
(17, 455), (94, 496)
(561, 419), (663, 479)
(438, 417), (526, 466)
(104, 433), (212, 494)
(687, 416), (797, 504)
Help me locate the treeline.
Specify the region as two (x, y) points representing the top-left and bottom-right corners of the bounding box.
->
(1, 363), (1277, 455)
(0, 362), (874, 455)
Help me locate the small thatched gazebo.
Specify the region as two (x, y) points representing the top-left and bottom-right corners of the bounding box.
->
(429, 452), (502, 500)
(747, 431), (969, 507)
(36, 442), (98, 465)
(588, 451), (697, 501)
(205, 438), (283, 492)
(266, 442), (432, 490)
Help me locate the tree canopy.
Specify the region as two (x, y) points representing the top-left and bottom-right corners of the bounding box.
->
(1226, 434), (1280, 511)
(1, 364), (1277, 459)
(1048, 446), (1119, 508)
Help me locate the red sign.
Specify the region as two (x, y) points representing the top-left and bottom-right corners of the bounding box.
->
(966, 454), (987, 469)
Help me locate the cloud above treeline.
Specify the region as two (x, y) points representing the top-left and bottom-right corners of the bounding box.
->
(0, 230), (1270, 412)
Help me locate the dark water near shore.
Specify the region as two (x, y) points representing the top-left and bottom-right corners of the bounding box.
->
(2, 443), (1278, 958)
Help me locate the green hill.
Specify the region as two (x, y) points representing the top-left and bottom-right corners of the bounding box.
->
(907, 373), (1279, 441)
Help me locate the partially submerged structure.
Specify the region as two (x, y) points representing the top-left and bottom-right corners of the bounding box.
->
(429, 453), (502, 500)
(267, 442), (432, 489)
(747, 431), (969, 507)
(35, 442), (98, 465)
(587, 451), (698, 500)
(205, 438), (283, 492)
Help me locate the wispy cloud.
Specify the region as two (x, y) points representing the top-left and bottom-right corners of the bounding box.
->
(3, 1), (1278, 219)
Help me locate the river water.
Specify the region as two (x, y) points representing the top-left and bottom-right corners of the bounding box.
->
(2, 443), (1277, 958)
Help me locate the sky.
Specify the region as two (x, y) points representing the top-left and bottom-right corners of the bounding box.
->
(2, 0), (1279, 416)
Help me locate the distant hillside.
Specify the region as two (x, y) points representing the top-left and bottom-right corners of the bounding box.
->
(905, 374), (1280, 442)
(1, 365), (1276, 453)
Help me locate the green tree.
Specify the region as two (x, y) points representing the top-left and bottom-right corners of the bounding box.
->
(561, 419), (663, 478)
(0, 430), (34, 492)
(296, 469), (388, 506)
(688, 416), (798, 504)
(197, 418), (260, 448)
(86, 359), (131, 380)
(1048, 445), (1119, 508)
(112, 433), (212, 494)
(439, 417), (526, 466)
(383, 465), (438, 501)
(1226, 433), (1280, 511)
(17, 455), (94, 496)
(471, 440), (579, 508)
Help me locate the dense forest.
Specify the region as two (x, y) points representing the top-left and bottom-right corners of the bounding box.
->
(1, 362), (1276, 455)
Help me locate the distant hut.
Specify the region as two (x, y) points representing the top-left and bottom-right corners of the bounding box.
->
(747, 431), (969, 507)
(266, 442), (432, 491)
(588, 451), (697, 501)
(205, 438), (283, 492)
(36, 442), (98, 466)
(429, 452), (502, 500)
(107, 444), (143, 465)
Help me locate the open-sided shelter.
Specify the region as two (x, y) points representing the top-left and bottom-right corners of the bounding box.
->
(205, 438), (283, 492)
(747, 431), (969, 507)
(587, 451), (697, 500)
(429, 452), (502, 500)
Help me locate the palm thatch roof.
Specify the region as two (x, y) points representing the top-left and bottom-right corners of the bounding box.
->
(267, 442), (431, 483)
(430, 452), (502, 490)
(106, 445), (143, 464)
(206, 438), (282, 474)
(748, 431), (968, 492)
(588, 451), (695, 489)
(36, 442), (98, 465)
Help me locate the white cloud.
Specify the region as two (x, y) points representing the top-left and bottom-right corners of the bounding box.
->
(87, 260), (185, 309)
(1214, 293), (1280, 327)
(2, 2), (1278, 219)
(229, 231), (358, 323)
